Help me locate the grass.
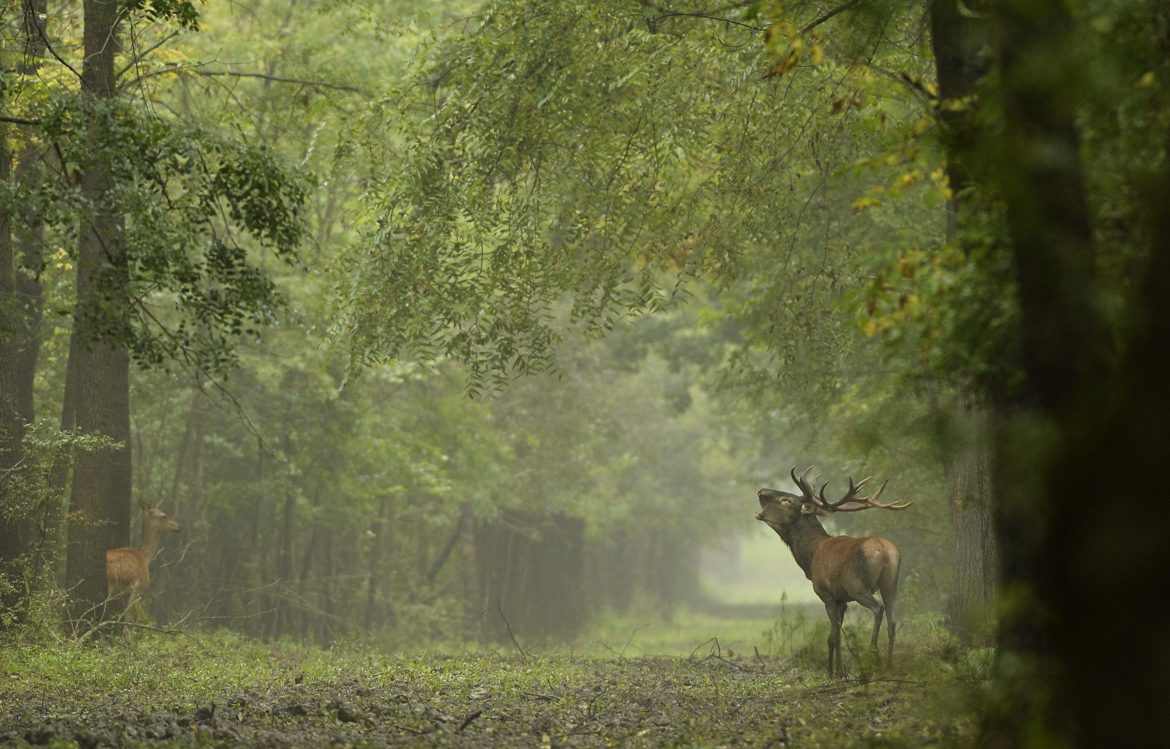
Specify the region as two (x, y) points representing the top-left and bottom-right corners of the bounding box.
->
(0, 610), (986, 747)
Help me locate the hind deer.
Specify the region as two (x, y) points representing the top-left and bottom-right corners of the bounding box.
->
(106, 501), (182, 632)
(755, 467), (912, 677)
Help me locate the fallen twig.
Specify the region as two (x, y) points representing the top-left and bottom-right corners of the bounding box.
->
(689, 636), (722, 660)
(456, 710), (483, 732)
(497, 600), (529, 661)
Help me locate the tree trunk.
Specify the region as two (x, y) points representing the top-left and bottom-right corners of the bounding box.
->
(319, 531), (334, 644)
(270, 478), (296, 638)
(0, 98), (24, 614)
(928, 0), (1000, 646)
(64, 0), (133, 628)
(249, 438), (268, 638)
(461, 510), (482, 641)
(160, 381), (205, 617)
(983, 0), (1114, 742)
(0, 0), (49, 627)
(928, 0), (985, 234)
(365, 497), (394, 631)
(947, 408), (996, 643)
(1045, 165), (1170, 746)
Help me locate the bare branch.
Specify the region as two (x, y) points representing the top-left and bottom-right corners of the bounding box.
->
(647, 1), (860, 35)
(24, 1), (81, 81)
(800, 0), (863, 34)
(0, 114), (40, 126)
(120, 65), (370, 96)
(651, 12), (766, 32)
(191, 69), (370, 95)
(116, 29), (181, 80)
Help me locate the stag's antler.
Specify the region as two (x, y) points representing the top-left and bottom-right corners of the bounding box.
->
(817, 475), (913, 512)
(789, 466), (913, 512)
(790, 466), (818, 501)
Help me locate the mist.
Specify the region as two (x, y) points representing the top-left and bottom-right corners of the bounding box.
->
(4, 0), (1164, 745)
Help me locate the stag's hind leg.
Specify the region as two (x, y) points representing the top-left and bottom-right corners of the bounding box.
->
(878, 576), (899, 666)
(854, 591), (885, 653)
(881, 588), (897, 665)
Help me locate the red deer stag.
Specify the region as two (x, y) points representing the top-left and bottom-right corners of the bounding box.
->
(755, 467), (912, 677)
(106, 501), (182, 630)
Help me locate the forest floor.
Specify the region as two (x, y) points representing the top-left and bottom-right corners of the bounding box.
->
(0, 612), (986, 747)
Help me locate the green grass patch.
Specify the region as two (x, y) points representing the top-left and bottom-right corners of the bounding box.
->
(1, 614), (984, 747)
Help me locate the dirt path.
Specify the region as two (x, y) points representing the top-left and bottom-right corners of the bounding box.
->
(1, 651), (974, 747)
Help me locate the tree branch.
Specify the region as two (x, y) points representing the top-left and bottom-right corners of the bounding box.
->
(800, 0), (863, 34)
(0, 115), (40, 126)
(24, 0), (81, 81)
(191, 69), (370, 95)
(650, 12), (766, 32)
(647, 1), (859, 35)
(120, 65), (370, 96)
(116, 29), (181, 80)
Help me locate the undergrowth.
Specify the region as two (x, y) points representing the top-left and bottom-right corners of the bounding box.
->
(0, 609), (986, 747)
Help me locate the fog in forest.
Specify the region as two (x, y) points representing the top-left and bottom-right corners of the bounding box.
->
(3, 0), (1166, 746)
(0, 0), (973, 653)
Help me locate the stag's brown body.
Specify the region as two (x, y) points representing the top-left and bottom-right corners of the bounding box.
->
(810, 536), (901, 610)
(106, 547), (152, 602)
(756, 468), (910, 677)
(106, 504), (182, 621)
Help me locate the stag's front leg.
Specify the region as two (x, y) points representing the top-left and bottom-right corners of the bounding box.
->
(855, 592), (885, 652)
(121, 587), (142, 645)
(824, 601), (847, 678)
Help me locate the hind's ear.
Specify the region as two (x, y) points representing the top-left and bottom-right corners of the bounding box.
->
(137, 498), (151, 511)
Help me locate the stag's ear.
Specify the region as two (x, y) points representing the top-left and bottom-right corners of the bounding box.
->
(800, 502), (819, 515)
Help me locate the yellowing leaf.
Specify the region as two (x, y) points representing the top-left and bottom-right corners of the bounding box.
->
(895, 170), (922, 189)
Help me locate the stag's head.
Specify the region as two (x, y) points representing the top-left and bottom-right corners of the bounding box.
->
(139, 500), (183, 534)
(755, 487), (818, 532)
(756, 466), (912, 531)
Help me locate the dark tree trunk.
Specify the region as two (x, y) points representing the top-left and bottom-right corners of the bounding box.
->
(928, 0), (986, 234)
(64, 0), (133, 629)
(0, 0), (49, 627)
(1045, 167), (1170, 746)
(0, 101), (24, 612)
(993, 0), (1105, 642)
(947, 410), (996, 643)
(981, 0), (1118, 742)
(12, 152), (47, 570)
(928, 0), (999, 646)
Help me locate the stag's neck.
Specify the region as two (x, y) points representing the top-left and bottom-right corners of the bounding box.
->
(139, 520), (163, 561)
(777, 515), (831, 579)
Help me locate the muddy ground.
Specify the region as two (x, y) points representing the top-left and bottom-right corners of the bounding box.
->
(1, 650), (975, 748)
